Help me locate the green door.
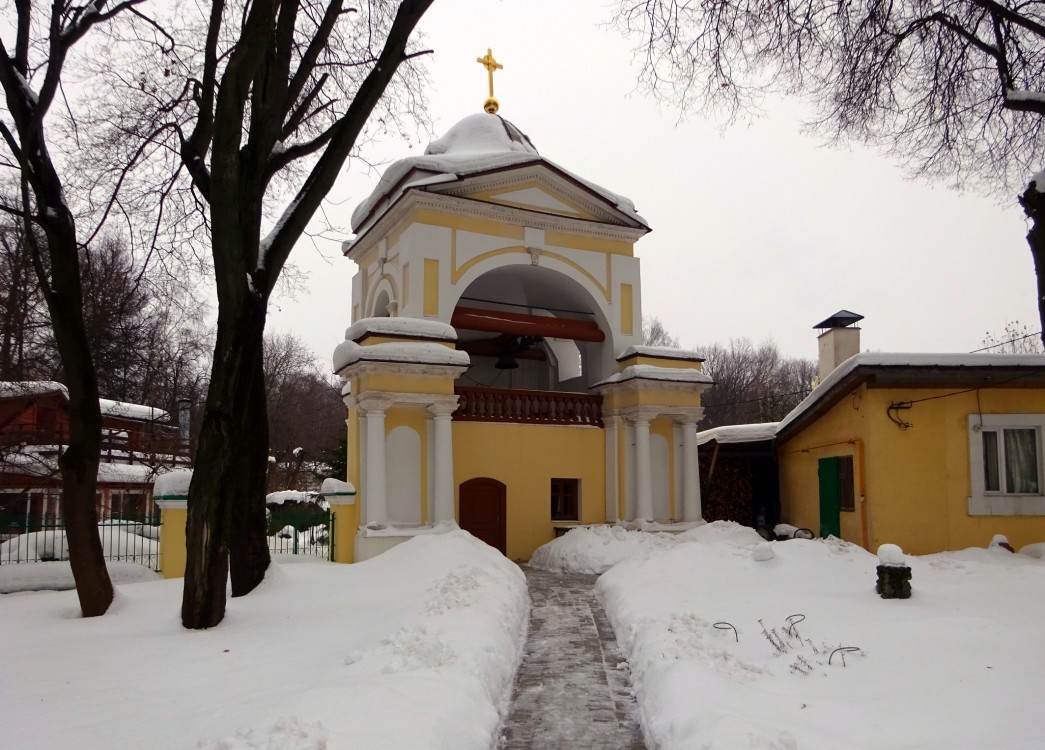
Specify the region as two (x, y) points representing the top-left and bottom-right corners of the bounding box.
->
(818, 457), (841, 538)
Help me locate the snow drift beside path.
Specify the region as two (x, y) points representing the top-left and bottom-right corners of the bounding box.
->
(529, 525), (675, 574)
(0, 560), (160, 593)
(0, 531), (529, 750)
(597, 536), (1045, 750)
(529, 521), (764, 575)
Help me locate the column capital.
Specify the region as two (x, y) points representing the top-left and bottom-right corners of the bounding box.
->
(426, 396), (460, 418)
(357, 395), (393, 415)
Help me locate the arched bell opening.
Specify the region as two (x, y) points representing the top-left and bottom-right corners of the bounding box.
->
(450, 264), (614, 391)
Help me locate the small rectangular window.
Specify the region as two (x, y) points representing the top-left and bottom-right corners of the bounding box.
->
(551, 478), (579, 521)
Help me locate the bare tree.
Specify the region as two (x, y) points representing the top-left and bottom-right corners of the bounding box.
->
(696, 338), (815, 427)
(91, 0), (436, 627)
(0, 0), (155, 616)
(978, 320), (1045, 353)
(0, 220), (51, 380)
(615, 1), (1045, 345)
(264, 331), (344, 492)
(642, 315), (681, 347)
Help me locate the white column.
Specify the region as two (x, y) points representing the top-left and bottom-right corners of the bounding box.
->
(429, 403), (456, 523)
(604, 417), (620, 523)
(364, 403), (388, 528)
(679, 418), (702, 521)
(633, 415), (654, 521)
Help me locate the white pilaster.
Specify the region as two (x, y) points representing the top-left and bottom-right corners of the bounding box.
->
(364, 402), (388, 528)
(633, 414), (654, 521)
(428, 402), (457, 523)
(678, 418), (702, 521)
(604, 416), (620, 523)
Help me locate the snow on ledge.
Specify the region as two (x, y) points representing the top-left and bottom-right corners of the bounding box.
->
(697, 422), (779, 446)
(153, 468), (192, 499)
(596, 364), (714, 387)
(345, 317), (457, 343)
(333, 340), (470, 373)
(360, 520), (460, 537)
(617, 345), (705, 362)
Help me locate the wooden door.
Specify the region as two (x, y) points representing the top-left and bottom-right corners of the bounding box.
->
(818, 457), (841, 538)
(459, 478), (507, 555)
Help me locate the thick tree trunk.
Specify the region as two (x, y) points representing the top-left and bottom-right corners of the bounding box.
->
(38, 213), (114, 617)
(1018, 183), (1045, 349)
(182, 290), (271, 628)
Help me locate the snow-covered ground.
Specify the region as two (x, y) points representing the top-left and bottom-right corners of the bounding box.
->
(0, 530), (528, 750)
(534, 524), (1045, 750)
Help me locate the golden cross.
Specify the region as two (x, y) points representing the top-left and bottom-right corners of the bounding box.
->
(476, 48), (503, 113)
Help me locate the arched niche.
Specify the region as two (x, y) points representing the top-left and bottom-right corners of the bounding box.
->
(385, 426), (421, 524)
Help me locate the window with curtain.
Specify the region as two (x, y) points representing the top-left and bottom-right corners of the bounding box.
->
(981, 428), (1040, 494)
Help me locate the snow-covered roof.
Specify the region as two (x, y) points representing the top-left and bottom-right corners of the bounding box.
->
(595, 364), (714, 387)
(618, 346), (705, 363)
(96, 463), (165, 484)
(0, 381), (67, 400)
(0, 382), (168, 422)
(777, 352), (1045, 437)
(345, 317), (457, 343)
(333, 340), (470, 374)
(696, 422), (779, 446)
(99, 399), (168, 422)
(350, 112), (646, 234)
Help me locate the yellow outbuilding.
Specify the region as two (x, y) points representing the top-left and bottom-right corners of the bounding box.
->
(777, 313), (1045, 554)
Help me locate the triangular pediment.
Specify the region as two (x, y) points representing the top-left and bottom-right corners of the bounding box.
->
(423, 161), (647, 229)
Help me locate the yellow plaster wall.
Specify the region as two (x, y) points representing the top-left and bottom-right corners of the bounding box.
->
(779, 385), (1045, 554)
(452, 421), (605, 561)
(423, 259), (439, 316)
(331, 503), (358, 564)
(603, 388), (704, 412)
(356, 372), (456, 396)
(624, 356), (705, 371)
(159, 507), (187, 578)
(620, 284), (634, 335)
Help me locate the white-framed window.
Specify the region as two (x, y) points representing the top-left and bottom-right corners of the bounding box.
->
(968, 414), (1045, 516)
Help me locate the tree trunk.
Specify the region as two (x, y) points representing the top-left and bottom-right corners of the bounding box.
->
(37, 212), (114, 617)
(1019, 183), (1045, 349)
(181, 290), (270, 628)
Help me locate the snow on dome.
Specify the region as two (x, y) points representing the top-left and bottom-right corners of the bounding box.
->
(877, 543), (906, 567)
(333, 340), (470, 374)
(424, 112), (539, 157)
(349, 113), (645, 235)
(345, 317), (457, 343)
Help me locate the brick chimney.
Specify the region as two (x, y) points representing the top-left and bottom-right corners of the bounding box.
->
(814, 311), (863, 381)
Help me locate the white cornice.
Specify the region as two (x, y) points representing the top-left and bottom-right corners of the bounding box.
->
(347, 190), (647, 262)
(339, 360), (467, 380)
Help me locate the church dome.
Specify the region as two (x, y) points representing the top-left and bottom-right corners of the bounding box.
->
(424, 113), (538, 157)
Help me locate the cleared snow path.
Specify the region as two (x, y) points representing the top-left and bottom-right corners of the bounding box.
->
(501, 567), (645, 749)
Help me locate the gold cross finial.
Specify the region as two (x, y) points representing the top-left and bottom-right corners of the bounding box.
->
(476, 48), (503, 114)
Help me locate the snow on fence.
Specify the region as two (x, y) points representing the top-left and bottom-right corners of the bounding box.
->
(0, 511), (161, 571)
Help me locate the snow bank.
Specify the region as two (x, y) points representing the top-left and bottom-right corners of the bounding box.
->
(0, 560), (159, 594)
(0, 525), (159, 564)
(0, 531), (529, 750)
(597, 537), (1045, 750)
(529, 525), (675, 574)
(677, 519), (766, 546)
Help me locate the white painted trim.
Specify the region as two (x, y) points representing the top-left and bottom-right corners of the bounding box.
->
(967, 413), (1045, 516)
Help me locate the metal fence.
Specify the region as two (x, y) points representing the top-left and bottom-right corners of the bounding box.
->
(267, 504), (335, 561)
(0, 506), (162, 571)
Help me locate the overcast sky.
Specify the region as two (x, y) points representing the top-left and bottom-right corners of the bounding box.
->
(265, 0), (1040, 368)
